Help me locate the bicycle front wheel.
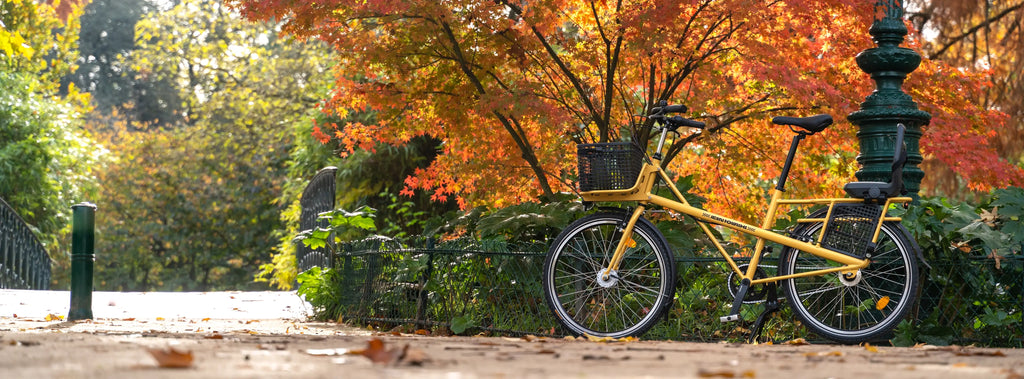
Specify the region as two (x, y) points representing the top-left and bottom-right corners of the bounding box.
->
(543, 212), (676, 338)
(779, 220), (919, 343)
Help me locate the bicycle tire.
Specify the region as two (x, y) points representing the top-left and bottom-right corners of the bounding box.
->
(543, 212), (676, 338)
(779, 216), (919, 344)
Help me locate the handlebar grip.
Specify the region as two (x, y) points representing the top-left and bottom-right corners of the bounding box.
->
(681, 118), (705, 129)
(665, 116), (705, 129)
(663, 104), (688, 114)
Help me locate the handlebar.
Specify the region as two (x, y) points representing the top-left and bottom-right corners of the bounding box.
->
(648, 102), (705, 160)
(648, 101), (704, 130)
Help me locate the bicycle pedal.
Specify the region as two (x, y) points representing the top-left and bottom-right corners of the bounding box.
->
(719, 314), (741, 323)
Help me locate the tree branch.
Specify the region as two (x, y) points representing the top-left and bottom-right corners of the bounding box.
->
(928, 2), (1024, 60)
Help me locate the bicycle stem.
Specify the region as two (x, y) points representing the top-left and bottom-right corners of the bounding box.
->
(652, 124), (671, 161)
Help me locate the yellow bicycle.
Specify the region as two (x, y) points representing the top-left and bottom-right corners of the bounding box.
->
(542, 102), (921, 343)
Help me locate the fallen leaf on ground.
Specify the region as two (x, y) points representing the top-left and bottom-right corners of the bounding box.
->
(863, 343), (879, 353)
(146, 347), (194, 368)
(44, 314), (63, 322)
(697, 368), (756, 378)
(346, 338), (430, 366)
(155, 317), (165, 321)
(784, 338), (809, 345)
(414, 329), (430, 336)
(350, 338), (399, 364)
(203, 333), (224, 340)
(583, 334), (638, 343)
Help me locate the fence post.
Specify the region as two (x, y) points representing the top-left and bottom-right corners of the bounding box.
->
(416, 238), (435, 327)
(68, 202), (96, 321)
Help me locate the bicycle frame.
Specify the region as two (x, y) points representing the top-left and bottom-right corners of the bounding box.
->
(580, 130), (913, 287)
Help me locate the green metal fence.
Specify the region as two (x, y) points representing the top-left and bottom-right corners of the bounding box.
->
(917, 255), (1024, 347)
(0, 197), (51, 289)
(332, 237), (560, 336)
(329, 237), (1023, 346)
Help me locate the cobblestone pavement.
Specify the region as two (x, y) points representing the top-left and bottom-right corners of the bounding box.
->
(2, 290), (1022, 378)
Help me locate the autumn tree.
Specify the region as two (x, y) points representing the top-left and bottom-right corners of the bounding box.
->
(231, 0), (1021, 222)
(907, 0), (1024, 197)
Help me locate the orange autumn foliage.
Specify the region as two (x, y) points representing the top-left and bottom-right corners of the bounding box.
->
(229, 0), (1022, 222)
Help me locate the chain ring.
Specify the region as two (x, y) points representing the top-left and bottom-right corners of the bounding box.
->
(727, 265), (770, 304)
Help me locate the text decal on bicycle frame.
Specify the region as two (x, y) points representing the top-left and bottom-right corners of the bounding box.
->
(702, 212), (756, 233)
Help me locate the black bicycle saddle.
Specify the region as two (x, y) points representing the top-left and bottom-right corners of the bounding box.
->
(772, 114), (833, 134)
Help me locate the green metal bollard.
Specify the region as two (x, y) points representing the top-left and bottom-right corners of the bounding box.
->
(68, 202), (97, 321)
(847, 0), (931, 200)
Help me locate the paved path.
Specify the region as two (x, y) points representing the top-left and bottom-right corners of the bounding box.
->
(0, 290), (312, 320)
(2, 290), (1023, 378)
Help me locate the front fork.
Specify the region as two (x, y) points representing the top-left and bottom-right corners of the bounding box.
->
(601, 205), (647, 281)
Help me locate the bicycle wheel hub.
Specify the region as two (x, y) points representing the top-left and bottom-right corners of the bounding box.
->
(596, 270), (619, 288)
(839, 270), (862, 286)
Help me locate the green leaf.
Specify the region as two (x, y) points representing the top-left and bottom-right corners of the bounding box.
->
(450, 315), (474, 334)
(890, 320), (917, 347)
(311, 229), (331, 240)
(348, 215), (377, 231)
(991, 187), (1024, 218)
(958, 221), (1012, 254)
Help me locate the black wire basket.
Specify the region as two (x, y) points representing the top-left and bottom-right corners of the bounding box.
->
(820, 204), (884, 258)
(577, 142), (644, 192)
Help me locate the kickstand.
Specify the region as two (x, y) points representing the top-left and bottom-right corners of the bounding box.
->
(747, 283), (781, 344)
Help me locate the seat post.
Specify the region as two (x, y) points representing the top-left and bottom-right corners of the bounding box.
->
(776, 133), (806, 192)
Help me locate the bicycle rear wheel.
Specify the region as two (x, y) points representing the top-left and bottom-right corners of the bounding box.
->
(779, 220), (919, 343)
(543, 212), (676, 338)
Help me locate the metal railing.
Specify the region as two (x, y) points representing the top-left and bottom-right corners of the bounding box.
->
(325, 236), (1023, 346)
(296, 166), (338, 273)
(0, 197), (51, 289)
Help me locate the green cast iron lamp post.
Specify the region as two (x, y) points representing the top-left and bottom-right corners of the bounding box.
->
(847, 0), (931, 199)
